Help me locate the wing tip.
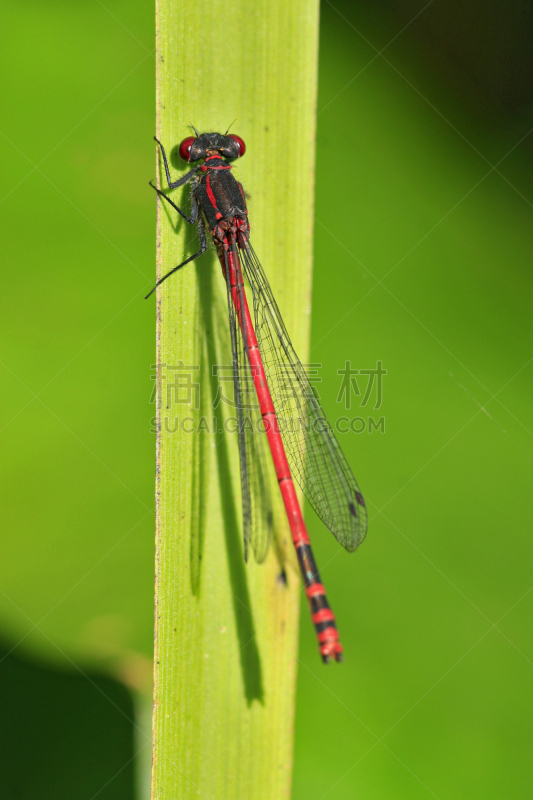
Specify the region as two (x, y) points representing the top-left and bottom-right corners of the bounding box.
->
(346, 494), (368, 553)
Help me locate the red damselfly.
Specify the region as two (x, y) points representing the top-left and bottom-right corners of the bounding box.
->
(147, 130), (367, 662)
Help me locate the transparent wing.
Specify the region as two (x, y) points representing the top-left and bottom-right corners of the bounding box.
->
(222, 250), (273, 564)
(240, 244), (368, 552)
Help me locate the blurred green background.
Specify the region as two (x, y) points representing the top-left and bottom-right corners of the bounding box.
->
(1, 1), (532, 798)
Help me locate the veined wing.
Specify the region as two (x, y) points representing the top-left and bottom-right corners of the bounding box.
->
(222, 248), (273, 563)
(240, 244), (367, 552)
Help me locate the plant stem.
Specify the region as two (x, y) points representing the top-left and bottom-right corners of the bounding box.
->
(152, 2), (320, 798)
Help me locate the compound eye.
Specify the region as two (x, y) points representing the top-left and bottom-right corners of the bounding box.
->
(179, 136), (196, 161)
(228, 134), (246, 157)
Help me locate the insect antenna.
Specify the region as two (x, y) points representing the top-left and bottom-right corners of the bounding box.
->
(225, 119), (237, 135)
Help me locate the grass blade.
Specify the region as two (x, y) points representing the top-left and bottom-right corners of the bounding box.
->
(152, 2), (320, 797)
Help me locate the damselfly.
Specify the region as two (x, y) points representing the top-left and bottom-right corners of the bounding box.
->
(147, 130), (367, 662)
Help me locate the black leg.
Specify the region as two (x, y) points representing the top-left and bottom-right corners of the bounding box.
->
(154, 137), (199, 189)
(145, 211), (208, 299)
(149, 180), (198, 224)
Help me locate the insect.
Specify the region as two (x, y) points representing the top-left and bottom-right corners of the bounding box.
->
(147, 129), (367, 662)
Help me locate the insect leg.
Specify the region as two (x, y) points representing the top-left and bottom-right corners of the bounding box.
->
(145, 207), (208, 299)
(154, 137), (199, 189)
(149, 180), (198, 224)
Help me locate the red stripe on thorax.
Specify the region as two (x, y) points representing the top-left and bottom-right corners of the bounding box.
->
(201, 156), (232, 172)
(205, 174), (218, 209)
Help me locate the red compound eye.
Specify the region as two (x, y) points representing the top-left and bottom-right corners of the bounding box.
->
(178, 136), (196, 161)
(229, 134), (246, 157)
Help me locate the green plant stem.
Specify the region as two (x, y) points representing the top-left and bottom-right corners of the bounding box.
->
(152, 2), (320, 798)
